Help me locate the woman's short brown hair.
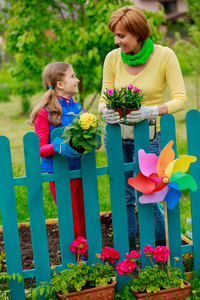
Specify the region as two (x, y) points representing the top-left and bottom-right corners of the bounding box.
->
(108, 6), (150, 43)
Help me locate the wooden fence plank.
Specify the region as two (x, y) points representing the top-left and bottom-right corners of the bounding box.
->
(81, 152), (102, 263)
(106, 123), (129, 289)
(23, 132), (51, 289)
(160, 114), (183, 271)
(0, 136), (25, 300)
(52, 129), (76, 269)
(134, 120), (155, 267)
(186, 109), (200, 275)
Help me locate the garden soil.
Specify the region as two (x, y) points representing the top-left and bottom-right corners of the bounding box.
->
(0, 213), (188, 288)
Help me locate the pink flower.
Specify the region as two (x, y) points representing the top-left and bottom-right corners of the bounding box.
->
(100, 246), (120, 264)
(134, 87), (140, 93)
(128, 84), (134, 90)
(106, 89), (114, 95)
(152, 246), (170, 263)
(116, 259), (136, 276)
(143, 245), (154, 257)
(126, 250), (141, 261)
(69, 236), (88, 255)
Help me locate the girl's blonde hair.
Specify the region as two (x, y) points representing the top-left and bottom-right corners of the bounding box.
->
(28, 62), (71, 126)
(108, 6), (150, 43)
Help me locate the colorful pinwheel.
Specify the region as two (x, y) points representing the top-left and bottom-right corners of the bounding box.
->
(128, 141), (197, 210)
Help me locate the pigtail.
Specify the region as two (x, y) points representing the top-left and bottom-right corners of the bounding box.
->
(27, 62), (70, 126)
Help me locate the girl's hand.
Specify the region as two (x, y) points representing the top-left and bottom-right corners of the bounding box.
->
(126, 105), (159, 123)
(53, 137), (81, 158)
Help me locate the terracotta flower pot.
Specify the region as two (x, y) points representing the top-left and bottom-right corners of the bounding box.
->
(56, 281), (116, 300)
(114, 107), (124, 119)
(125, 107), (139, 116)
(184, 271), (194, 280)
(131, 279), (191, 300)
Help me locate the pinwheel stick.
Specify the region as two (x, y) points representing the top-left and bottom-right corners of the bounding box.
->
(164, 200), (170, 268)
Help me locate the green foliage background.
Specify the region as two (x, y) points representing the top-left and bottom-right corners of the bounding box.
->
(1, 0), (165, 111)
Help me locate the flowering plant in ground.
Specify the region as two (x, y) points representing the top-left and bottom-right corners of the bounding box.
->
(32, 237), (119, 298)
(103, 85), (144, 110)
(182, 252), (194, 272)
(116, 245), (185, 295)
(62, 111), (106, 154)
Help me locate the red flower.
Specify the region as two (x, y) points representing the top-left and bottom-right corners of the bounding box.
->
(143, 245), (154, 257)
(69, 236), (88, 255)
(152, 246), (170, 263)
(126, 250), (141, 261)
(100, 246), (120, 264)
(116, 259), (136, 276)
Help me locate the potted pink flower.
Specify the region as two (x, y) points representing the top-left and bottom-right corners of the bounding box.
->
(103, 85), (144, 120)
(33, 237), (119, 300)
(116, 245), (191, 299)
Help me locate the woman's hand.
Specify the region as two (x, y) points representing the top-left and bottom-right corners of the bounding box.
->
(126, 105), (159, 123)
(102, 109), (120, 124)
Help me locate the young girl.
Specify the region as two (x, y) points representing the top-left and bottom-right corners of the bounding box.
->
(28, 62), (86, 240)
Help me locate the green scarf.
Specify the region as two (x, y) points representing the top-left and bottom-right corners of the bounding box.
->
(121, 38), (154, 66)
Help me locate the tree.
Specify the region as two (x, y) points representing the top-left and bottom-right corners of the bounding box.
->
(2, 0), (166, 112)
(172, 0), (200, 110)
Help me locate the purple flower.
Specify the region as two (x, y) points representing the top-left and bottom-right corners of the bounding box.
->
(106, 89), (114, 95)
(128, 84), (134, 90)
(134, 87), (140, 93)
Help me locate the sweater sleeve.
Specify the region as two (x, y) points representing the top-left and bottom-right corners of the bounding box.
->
(98, 51), (116, 112)
(34, 108), (56, 157)
(163, 48), (187, 114)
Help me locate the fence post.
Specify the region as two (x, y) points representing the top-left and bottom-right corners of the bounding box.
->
(134, 120), (155, 267)
(52, 129), (77, 269)
(23, 132), (51, 291)
(160, 114), (183, 271)
(81, 153), (102, 264)
(186, 109), (200, 275)
(0, 136), (25, 300)
(106, 123), (129, 289)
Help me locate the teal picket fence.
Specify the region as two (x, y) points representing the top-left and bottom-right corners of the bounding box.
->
(0, 110), (200, 299)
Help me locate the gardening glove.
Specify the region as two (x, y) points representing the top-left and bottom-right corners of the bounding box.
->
(126, 105), (159, 124)
(53, 137), (81, 158)
(102, 109), (120, 124)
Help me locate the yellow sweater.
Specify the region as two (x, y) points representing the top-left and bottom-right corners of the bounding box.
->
(99, 45), (187, 132)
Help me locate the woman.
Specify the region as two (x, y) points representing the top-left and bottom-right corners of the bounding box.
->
(99, 6), (187, 251)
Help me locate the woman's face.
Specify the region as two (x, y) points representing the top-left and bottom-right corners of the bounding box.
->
(113, 23), (142, 54)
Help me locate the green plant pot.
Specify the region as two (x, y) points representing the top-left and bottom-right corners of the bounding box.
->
(56, 281), (116, 299)
(131, 279), (191, 300)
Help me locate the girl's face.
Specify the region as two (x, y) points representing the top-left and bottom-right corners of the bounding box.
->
(58, 67), (80, 97)
(113, 23), (142, 55)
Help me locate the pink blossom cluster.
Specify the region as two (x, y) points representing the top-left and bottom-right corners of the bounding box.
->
(69, 236), (88, 255)
(116, 258), (136, 276)
(116, 250), (141, 276)
(106, 89), (114, 95)
(143, 245), (154, 257)
(134, 87), (140, 93)
(152, 246), (170, 263)
(143, 245), (170, 263)
(126, 250), (141, 261)
(100, 246), (120, 264)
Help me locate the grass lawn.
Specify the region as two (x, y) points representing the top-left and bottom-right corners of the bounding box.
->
(0, 76), (197, 240)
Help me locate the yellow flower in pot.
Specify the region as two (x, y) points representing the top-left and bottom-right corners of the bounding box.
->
(62, 111), (106, 154)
